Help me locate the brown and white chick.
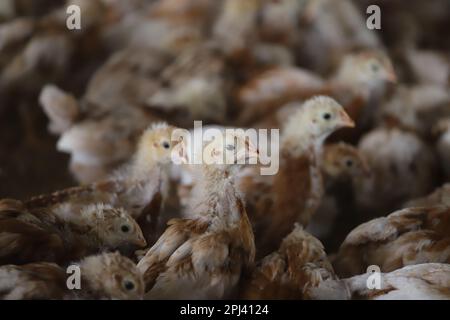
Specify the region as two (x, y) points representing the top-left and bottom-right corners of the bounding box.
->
(240, 224), (342, 300)
(0, 252), (144, 300)
(43, 47), (168, 182)
(307, 143), (371, 247)
(0, 200), (146, 265)
(311, 263), (450, 300)
(238, 96), (354, 257)
(137, 130), (259, 299)
(355, 127), (438, 217)
(333, 206), (450, 278)
(236, 50), (396, 129)
(26, 123), (186, 246)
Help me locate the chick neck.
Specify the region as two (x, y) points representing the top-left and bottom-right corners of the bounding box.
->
(193, 164), (242, 223)
(130, 145), (167, 180)
(280, 113), (328, 159)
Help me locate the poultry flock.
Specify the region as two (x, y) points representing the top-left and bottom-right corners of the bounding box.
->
(0, 0), (449, 300)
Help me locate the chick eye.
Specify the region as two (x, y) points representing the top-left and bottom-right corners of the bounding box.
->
(123, 280), (135, 291)
(323, 113), (331, 120)
(371, 63), (380, 72)
(162, 141), (170, 149)
(121, 225), (130, 233)
(226, 144), (235, 151)
(345, 159), (354, 167)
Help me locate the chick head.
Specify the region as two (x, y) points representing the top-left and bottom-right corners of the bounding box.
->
(322, 142), (371, 179)
(202, 129), (259, 167)
(135, 122), (187, 167)
(79, 252), (144, 300)
(339, 51), (397, 87)
(81, 203), (147, 250)
(284, 96), (355, 142)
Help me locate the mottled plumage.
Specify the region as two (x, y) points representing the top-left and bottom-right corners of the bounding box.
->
(333, 206), (450, 278)
(138, 131), (258, 299)
(0, 252), (144, 300)
(240, 224), (339, 300)
(0, 200), (145, 265)
(238, 96), (354, 256)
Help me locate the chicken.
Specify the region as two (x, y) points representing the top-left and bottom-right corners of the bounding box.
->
(307, 142), (370, 246)
(355, 127), (437, 217)
(404, 183), (450, 208)
(0, 252), (144, 300)
(40, 47), (168, 182)
(137, 130), (258, 299)
(26, 123), (186, 246)
(237, 50), (396, 129)
(237, 96), (354, 257)
(333, 206), (450, 278)
(311, 263), (450, 300)
(146, 43), (229, 126)
(0, 200), (146, 265)
(300, 0), (381, 74)
(240, 224), (341, 300)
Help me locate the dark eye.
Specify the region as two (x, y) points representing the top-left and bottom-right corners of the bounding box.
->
(323, 113), (331, 120)
(345, 159), (353, 167)
(226, 144), (235, 151)
(121, 225), (130, 233)
(123, 280), (135, 291)
(371, 63), (380, 72)
(162, 141), (170, 149)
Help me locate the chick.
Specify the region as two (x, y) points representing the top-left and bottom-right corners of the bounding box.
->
(355, 127), (437, 217)
(311, 263), (450, 300)
(137, 130), (258, 299)
(236, 50), (396, 128)
(0, 200), (146, 265)
(28, 123), (185, 246)
(333, 206), (450, 278)
(300, 0), (381, 74)
(146, 44), (228, 126)
(240, 224), (340, 300)
(0, 252), (144, 300)
(238, 96), (354, 257)
(236, 66), (326, 126)
(307, 142), (370, 248)
(41, 47), (168, 182)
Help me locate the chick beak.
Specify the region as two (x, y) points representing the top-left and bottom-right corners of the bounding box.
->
(134, 235), (147, 248)
(385, 69), (397, 83)
(338, 110), (355, 128)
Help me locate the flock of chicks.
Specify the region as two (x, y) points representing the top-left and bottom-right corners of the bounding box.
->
(0, 0), (450, 300)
